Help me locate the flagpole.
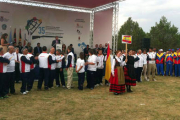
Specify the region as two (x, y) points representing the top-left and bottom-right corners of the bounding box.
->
(126, 43), (127, 59)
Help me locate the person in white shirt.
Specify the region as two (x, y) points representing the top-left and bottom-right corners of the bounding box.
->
(3, 46), (16, 95)
(19, 48), (32, 95)
(27, 47), (38, 92)
(96, 49), (104, 86)
(38, 46), (50, 90)
(142, 49), (148, 81)
(48, 47), (59, 88)
(0, 47), (10, 99)
(136, 49), (144, 82)
(14, 47), (21, 83)
(55, 49), (66, 88)
(85, 49), (97, 90)
(76, 52), (85, 90)
(147, 47), (157, 81)
(66, 46), (75, 89)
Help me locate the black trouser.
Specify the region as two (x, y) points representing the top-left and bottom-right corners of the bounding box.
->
(0, 73), (6, 97)
(136, 67), (143, 82)
(78, 73), (85, 90)
(27, 69), (35, 91)
(21, 72), (29, 93)
(15, 63), (20, 83)
(97, 69), (103, 84)
(38, 68), (49, 90)
(55, 68), (65, 86)
(48, 70), (56, 88)
(5, 72), (15, 94)
(87, 70), (95, 89)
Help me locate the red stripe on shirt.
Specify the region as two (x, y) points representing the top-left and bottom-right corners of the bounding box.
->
(0, 62), (3, 73)
(21, 61), (25, 73)
(48, 59), (51, 70)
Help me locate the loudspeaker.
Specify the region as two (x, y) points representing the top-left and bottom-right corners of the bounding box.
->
(142, 38), (150, 50)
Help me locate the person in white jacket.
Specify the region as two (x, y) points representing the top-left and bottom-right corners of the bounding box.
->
(136, 49), (144, 82)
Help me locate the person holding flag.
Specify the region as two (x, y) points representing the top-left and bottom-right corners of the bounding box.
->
(109, 50), (127, 95)
(124, 50), (139, 92)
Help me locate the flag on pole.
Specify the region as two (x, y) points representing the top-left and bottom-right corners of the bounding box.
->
(9, 29), (13, 44)
(13, 28), (16, 42)
(105, 43), (111, 81)
(19, 29), (22, 42)
(23, 33), (26, 47)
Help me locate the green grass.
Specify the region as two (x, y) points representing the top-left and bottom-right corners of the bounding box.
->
(0, 76), (180, 120)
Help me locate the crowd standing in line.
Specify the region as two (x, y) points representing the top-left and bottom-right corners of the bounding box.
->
(0, 33), (180, 99)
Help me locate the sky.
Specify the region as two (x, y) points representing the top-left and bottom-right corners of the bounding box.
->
(118, 0), (180, 33)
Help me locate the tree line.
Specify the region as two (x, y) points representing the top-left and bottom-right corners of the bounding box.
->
(118, 16), (180, 51)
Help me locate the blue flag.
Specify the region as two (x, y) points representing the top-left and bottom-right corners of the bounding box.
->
(9, 29), (13, 44)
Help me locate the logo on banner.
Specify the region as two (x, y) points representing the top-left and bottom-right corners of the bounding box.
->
(0, 16), (9, 22)
(77, 29), (82, 34)
(2, 24), (7, 30)
(75, 19), (85, 23)
(76, 23), (83, 28)
(122, 35), (132, 44)
(78, 42), (86, 50)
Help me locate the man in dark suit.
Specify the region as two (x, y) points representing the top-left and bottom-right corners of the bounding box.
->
(34, 43), (42, 56)
(51, 36), (63, 50)
(83, 45), (90, 61)
(17, 42), (23, 54)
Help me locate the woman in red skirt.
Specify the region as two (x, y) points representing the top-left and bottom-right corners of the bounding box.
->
(124, 50), (139, 92)
(109, 50), (127, 95)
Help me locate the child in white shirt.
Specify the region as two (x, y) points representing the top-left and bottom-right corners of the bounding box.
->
(76, 52), (85, 90)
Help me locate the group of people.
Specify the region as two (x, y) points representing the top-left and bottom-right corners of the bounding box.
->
(0, 33), (180, 99)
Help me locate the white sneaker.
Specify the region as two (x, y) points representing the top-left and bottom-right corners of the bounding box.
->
(95, 84), (99, 87)
(100, 83), (103, 86)
(56, 85), (60, 87)
(153, 79), (157, 81)
(21, 92), (27, 95)
(147, 79), (149, 81)
(105, 83), (109, 86)
(62, 85), (66, 88)
(26, 91), (29, 93)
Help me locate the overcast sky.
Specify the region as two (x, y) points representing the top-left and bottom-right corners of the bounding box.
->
(118, 0), (180, 33)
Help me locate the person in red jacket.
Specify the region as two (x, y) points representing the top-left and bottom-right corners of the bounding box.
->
(173, 48), (180, 77)
(156, 49), (165, 76)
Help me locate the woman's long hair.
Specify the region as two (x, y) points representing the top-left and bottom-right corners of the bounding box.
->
(1, 33), (8, 40)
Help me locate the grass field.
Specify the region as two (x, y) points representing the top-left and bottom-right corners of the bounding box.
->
(0, 75), (180, 120)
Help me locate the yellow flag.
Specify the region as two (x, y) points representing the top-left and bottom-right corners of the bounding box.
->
(105, 44), (111, 81)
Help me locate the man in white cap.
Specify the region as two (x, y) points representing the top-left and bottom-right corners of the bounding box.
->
(155, 49), (165, 76)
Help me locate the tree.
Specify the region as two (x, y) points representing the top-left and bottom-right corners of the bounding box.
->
(118, 17), (146, 50)
(150, 16), (180, 51)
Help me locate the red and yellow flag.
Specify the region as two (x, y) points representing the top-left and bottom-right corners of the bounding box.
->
(105, 44), (111, 81)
